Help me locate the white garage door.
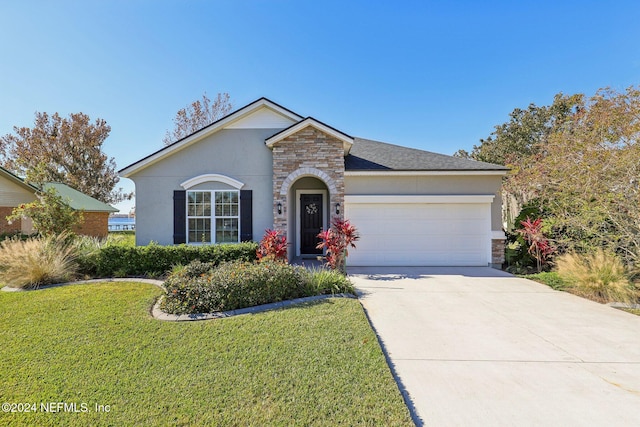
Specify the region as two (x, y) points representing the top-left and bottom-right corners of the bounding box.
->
(345, 196), (493, 267)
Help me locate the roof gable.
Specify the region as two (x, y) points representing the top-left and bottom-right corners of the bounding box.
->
(0, 166), (37, 192)
(120, 97), (303, 177)
(223, 107), (298, 129)
(346, 138), (508, 172)
(265, 117), (354, 155)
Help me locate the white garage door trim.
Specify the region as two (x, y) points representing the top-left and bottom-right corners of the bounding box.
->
(345, 195), (495, 204)
(344, 195), (495, 267)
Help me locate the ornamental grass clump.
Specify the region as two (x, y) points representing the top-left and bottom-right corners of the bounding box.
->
(306, 266), (355, 295)
(0, 233), (79, 289)
(555, 250), (639, 304)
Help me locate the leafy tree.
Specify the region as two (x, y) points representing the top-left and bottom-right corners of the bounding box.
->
(0, 112), (129, 205)
(459, 93), (584, 229)
(7, 186), (82, 236)
(469, 93), (583, 166)
(163, 92), (232, 146)
(517, 86), (640, 265)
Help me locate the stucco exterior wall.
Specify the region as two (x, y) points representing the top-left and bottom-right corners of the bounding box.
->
(345, 174), (504, 231)
(128, 128), (277, 245)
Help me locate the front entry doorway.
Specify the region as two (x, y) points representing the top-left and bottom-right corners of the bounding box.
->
(299, 193), (324, 255)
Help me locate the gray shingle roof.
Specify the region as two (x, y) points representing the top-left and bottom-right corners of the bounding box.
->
(345, 138), (508, 171)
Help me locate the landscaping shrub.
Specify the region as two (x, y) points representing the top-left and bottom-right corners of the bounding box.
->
(316, 218), (359, 273)
(78, 241), (258, 278)
(516, 217), (554, 272)
(256, 229), (287, 262)
(161, 261), (354, 315)
(0, 233), (79, 289)
(555, 250), (639, 303)
(162, 261), (308, 314)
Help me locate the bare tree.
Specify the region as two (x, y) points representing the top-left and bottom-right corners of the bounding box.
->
(163, 92), (232, 146)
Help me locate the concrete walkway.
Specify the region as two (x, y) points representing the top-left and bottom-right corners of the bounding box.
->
(349, 267), (640, 427)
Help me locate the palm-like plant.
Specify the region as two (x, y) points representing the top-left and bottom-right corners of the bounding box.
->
(316, 218), (360, 274)
(517, 217), (554, 272)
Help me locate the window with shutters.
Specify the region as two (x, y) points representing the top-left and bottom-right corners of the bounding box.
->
(187, 190), (239, 244)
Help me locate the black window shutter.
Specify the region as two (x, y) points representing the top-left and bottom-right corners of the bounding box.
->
(173, 190), (186, 244)
(240, 190), (253, 242)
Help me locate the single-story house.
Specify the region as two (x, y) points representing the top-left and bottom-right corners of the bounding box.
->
(0, 166), (118, 237)
(120, 98), (508, 267)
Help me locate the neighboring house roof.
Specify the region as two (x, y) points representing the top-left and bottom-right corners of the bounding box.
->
(0, 167), (117, 212)
(43, 183), (118, 213)
(346, 138), (509, 172)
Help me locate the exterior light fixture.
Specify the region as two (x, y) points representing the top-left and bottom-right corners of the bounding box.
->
(277, 202), (282, 215)
(335, 203), (340, 215)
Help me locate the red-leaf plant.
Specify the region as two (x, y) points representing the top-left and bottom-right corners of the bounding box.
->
(316, 218), (360, 273)
(517, 217), (554, 272)
(257, 229), (288, 263)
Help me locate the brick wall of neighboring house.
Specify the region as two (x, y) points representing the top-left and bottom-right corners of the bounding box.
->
(0, 206), (21, 234)
(74, 212), (110, 238)
(272, 126), (345, 235)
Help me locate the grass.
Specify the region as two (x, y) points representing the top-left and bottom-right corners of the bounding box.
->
(621, 308), (640, 316)
(521, 271), (569, 291)
(0, 282), (413, 426)
(106, 231), (135, 246)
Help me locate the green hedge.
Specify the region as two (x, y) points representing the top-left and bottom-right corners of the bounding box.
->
(79, 242), (258, 278)
(161, 260), (354, 315)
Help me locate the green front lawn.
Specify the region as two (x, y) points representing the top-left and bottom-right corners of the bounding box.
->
(0, 282), (412, 426)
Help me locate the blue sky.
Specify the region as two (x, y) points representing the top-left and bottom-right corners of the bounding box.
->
(1, 1), (639, 213)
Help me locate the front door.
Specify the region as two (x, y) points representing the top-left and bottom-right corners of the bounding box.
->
(300, 193), (323, 255)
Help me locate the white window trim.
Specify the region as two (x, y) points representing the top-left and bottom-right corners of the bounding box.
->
(295, 189), (328, 257)
(186, 190), (240, 244)
(181, 174), (244, 190)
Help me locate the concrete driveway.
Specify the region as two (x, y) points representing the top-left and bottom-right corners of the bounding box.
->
(349, 267), (640, 427)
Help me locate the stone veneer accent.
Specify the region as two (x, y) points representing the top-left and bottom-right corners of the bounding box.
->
(271, 126), (345, 235)
(491, 238), (506, 267)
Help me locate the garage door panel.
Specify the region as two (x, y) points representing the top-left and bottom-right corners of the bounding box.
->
(345, 201), (490, 267)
